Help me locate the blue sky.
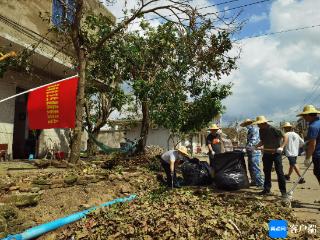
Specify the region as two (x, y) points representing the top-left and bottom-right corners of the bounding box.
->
(108, 1), (320, 125)
(225, 0), (272, 39)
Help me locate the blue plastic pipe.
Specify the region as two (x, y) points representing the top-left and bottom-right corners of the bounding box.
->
(3, 194), (136, 240)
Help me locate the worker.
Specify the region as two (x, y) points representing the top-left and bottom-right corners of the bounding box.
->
(282, 122), (305, 184)
(160, 146), (190, 188)
(206, 124), (222, 163)
(297, 105), (320, 185)
(240, 118), (264, 188)
(252, 116), (288, 197)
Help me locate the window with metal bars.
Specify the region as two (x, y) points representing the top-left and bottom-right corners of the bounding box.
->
(52, 0), (75, 27)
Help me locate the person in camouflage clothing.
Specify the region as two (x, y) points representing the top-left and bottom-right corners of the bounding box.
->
(241, 119), (264, 188)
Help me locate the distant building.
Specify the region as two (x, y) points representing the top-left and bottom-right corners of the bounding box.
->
(95, 115), (231, 154)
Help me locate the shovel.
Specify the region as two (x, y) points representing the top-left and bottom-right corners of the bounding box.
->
(171, 172), (174, 189)
(284, 161), (313, 207)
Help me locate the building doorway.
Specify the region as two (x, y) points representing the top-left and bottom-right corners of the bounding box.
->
(12, 88), (40, 159)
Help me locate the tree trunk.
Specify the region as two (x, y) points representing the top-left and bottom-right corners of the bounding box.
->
(137, 101), (149, 153)
(86, 133), (98, 156)
(69, 49), (86, 163)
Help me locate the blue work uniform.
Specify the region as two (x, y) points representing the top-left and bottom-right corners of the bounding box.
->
(307, 117), (320, 182)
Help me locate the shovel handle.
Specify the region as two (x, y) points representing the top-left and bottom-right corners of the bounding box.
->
(287, 161), (313, 195)
(171, 173), (174, 189)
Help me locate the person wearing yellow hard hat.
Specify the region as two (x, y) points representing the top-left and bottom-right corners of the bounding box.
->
(240, 118), (264, 188)
(160, 146), (190, 188)
(206, 124), (222, 163)
(252, 116), (288, 197)
(282, 122), (305, 184)
(297, 105), (320, 185)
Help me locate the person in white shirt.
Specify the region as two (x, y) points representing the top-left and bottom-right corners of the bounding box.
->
(160, 146), (190, 188)
(283, 122), (305, 184)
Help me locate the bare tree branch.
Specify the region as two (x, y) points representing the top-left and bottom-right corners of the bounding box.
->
(92, 1), (194, 51)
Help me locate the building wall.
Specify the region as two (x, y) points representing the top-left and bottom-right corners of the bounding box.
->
(0, 0), (114, 57)
(97, 131), (125, 148)
(0, 70), (73, 157)
(125, 125), (174, 150)
(0, 0), (114, 158)
(0, 79), (16, 156)
(86, 123), (210, 154)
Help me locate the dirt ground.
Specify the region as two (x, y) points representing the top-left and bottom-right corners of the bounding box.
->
(271, 156), (320, 224)
(1, 155), (319, 238)
(196, 154), (320, 224)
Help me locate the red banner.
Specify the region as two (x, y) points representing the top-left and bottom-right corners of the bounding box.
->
(27, 76), (78, 129)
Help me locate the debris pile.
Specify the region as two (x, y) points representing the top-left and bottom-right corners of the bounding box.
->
(101, 145), (164, 170)
(56, 187), (319, 240)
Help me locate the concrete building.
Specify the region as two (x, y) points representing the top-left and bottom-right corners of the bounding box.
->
(97, 120), (195, 151)
(97, 116), (230, 154)
(0, 0), (114, 159)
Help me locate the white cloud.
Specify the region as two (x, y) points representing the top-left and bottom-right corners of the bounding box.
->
(104, 1), (320, 125)
(222, 0), (320, 125)
(249, 12), (268, 23)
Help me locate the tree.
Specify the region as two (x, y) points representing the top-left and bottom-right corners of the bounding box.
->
(82, 17), (130, 156)
(3, 0), (240, 161)
(125, 19), (237, 152)
(84, 85), (127, 156)
(58, 0), (203, 162)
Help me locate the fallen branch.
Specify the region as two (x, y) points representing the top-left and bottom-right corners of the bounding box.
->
(229, 219), (242, 237)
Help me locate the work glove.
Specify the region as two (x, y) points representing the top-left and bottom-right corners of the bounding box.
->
(304, 157), (311, 167)
(276, 147), (283, 154)
(209, 151), (215, 158)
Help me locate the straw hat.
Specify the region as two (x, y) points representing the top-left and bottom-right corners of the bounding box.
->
(297, 105), (320, 116)
(240, 118), (253, 127)
(282, 122), (293, 129)
(252, 116), (272, 125)
(177, 146), (189, 156)
(208, 124), (220, 130)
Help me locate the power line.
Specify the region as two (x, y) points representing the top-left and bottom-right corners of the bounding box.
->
(203, 0), (271, 17)
(238, 23), (320, 41)
(299, 77), (320, 108)
(117, 0), (245, 20)
(238, 24), (320, 116)
(125, 0), (271, 25)
(235, 24), (320, 118)
(306, 81), (320, 107)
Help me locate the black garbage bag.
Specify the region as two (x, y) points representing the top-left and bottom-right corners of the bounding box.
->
(181, 158), (213, 186)
(211, 151), (249, 190)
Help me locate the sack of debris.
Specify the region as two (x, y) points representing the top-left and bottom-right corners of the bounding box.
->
(211, 151), (249, 190)
(181, 158), (213, 186)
